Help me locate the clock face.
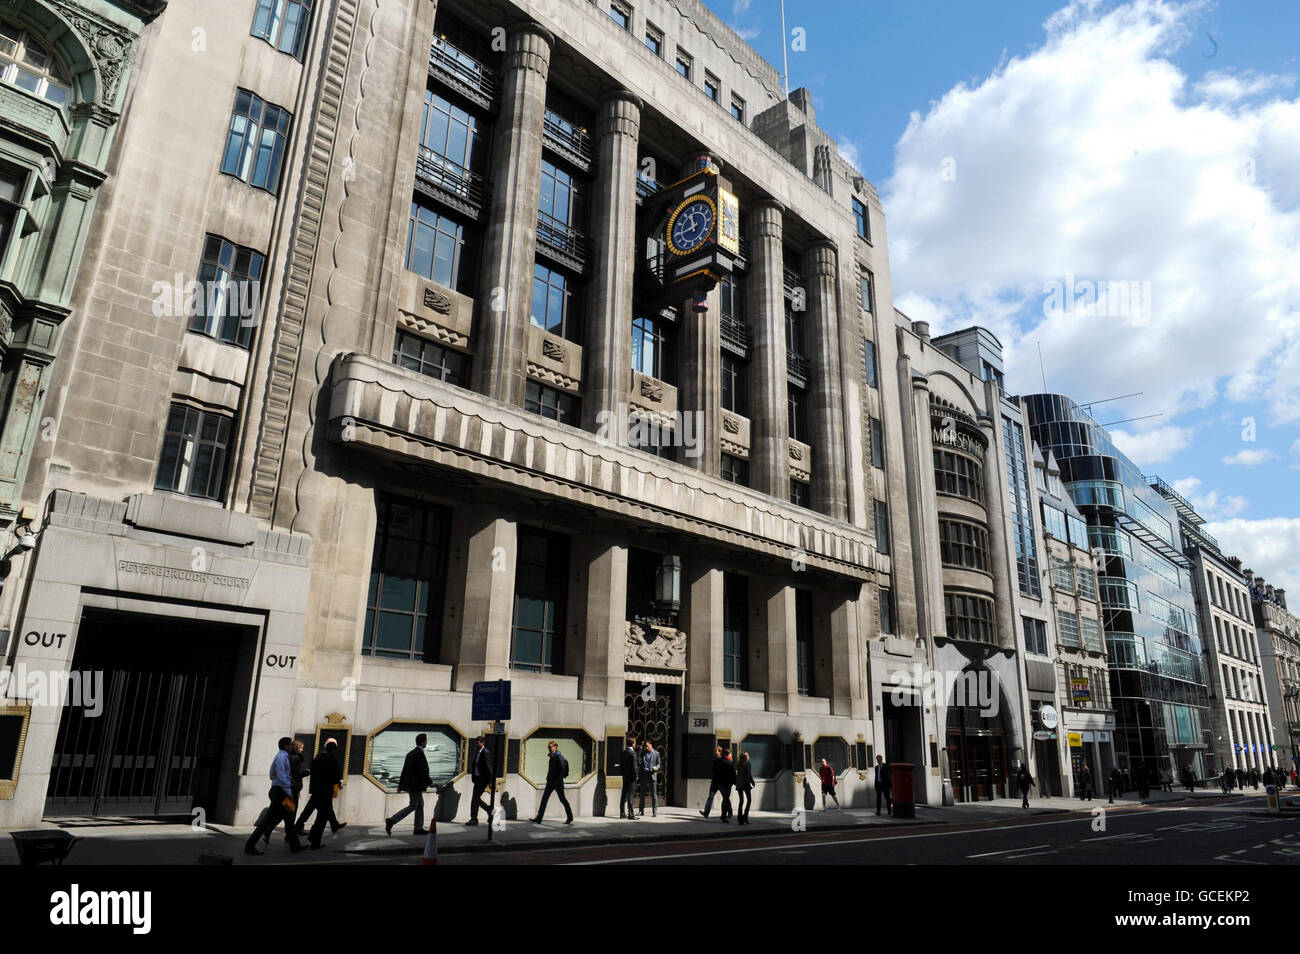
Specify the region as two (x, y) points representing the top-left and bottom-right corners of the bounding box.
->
(667, 197), (716, 255)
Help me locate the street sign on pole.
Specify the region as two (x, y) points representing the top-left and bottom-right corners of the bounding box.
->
(472, 680), (511, 722)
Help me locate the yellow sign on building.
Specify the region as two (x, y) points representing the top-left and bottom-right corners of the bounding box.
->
(1067, 732), (1083, 748)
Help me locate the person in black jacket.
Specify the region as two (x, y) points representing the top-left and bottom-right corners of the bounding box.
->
(874, 755), (893, 815)
(532, 741), (573, 824)
(714, 748), (736, 822)
(619, 735), (639, 820)
(385, 733), (432, 836)
(466, 736), (494, 826)
(699, 745), (723, 818)
(734, 751), (755, 824)
(306, 739), (347, 849)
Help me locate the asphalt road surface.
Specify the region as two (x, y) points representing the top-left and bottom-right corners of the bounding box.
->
(431, 795), (1300, 865)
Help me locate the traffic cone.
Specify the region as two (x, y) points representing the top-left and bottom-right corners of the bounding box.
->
(421, 819), (438, 865)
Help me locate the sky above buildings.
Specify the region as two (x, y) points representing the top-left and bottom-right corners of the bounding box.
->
(702, 0), (1300, 593)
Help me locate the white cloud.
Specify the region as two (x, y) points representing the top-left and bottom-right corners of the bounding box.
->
(882, 0), (1300, 430)
(837, 136), (862, 169)
(1109, 424), (1192, 466)
(732, 0), (752, 13)
(733, 25), (760, 41)
(1205, 516), (1300, 595)
(1194, 69), (1296, 104)
(1171, 476), (1248, 519)
(1220, 448), (1278, 467)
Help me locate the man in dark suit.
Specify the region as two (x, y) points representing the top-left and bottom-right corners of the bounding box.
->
(874, 755), (893, 815)
(385, 733), (432, 835)
(619, 735), (638, 820)
(699, 745), (723, 818)
(716, 748), (736, 821)
(532, 741), (573, 824)
(466, 736), (494, 826)
(306, 738), (347, 849)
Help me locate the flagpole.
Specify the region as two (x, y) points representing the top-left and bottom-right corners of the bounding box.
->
(780, 0), (790, 97)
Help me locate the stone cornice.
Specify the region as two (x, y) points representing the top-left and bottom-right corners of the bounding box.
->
(329, 353), (880, 581)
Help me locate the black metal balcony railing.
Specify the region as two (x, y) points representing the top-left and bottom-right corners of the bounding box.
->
(415, 147), (488, 207)
(787, 351), (810, 380)
(543, 112), (594, 165)
(430, 36), (500, 101)
(720, 315), (750, 352)
(536, 210), (587, 262)
(782, 264), (802, 295)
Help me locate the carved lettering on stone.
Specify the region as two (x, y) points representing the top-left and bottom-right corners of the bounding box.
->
(625, 622), (687, 670)
(423, 287), (452, 314)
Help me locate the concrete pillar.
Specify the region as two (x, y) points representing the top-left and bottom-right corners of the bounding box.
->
(571, 535), (629, 703)
(582, 90), (642, 431)
(824, 585), (867, 718)
(679, 290), (721, 476)
(979, 414), (1015, 648)
(473, 22), (554, 405)
(445, 506), (517, 691)
(747, 199), (789, 497)
(803, 240), (848, 519)
(753, 577), (798, 713)
(685, 561), (726, 711)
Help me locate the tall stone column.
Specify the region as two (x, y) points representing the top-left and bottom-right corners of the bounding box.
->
(979, 414), (1015, 649)
(754, 577), (798, 714)
(472, 22), (554, 406)
(685, 561), (726, 711)
(571, 535), (629, 703)
(583, 91), (642, 432)
(445, 506), (517, 691)
(679, 290), (721, 475)
(821, 586), (867, 718)
(804, 240), (848, 519)
(748, 199), (789, 496)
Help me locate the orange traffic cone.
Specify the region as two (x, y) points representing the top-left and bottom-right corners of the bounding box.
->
(421, 819), (438, 865)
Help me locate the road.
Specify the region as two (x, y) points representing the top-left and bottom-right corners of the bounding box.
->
(431, 795), (1300, 865)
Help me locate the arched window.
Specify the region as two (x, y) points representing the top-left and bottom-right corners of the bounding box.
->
(0, 20), (71, 107)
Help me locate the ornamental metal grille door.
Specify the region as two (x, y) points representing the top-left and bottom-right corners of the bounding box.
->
(626, 681), (675, 805)
(47, 668), (230, 818)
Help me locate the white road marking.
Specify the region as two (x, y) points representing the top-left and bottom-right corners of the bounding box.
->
(1003, 849), (1059, 859)
(967, 844), (1050, 858)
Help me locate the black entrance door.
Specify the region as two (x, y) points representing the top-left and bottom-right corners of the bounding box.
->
(46, 610), (242, 819)
(625, 680), (675, 805)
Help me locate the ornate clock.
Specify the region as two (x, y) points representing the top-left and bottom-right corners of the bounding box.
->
(665, 194), (717, 256)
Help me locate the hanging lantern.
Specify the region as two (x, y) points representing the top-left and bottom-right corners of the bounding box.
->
(655, 554), (681, 614)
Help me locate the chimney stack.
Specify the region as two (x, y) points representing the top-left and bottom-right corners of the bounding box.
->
(913, 320), (930, 344)
(1276, 589), (1287, 610)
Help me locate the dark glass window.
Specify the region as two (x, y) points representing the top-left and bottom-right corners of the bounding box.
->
(939, 518), (990, 572)
(531, 263), (582, 342)
(1023, 617), (1048, 656)
(644, 27), (662, 56)
(870, 417), (885, 469)
(787, 386), (808, 442)
(404, 202), (472, 292)
(418, 88), (489, 184)
(632, 315), (676, 384)
(785, 304), (805, 357)
(944, 591), (995, 643)
(251, 0), (313, 58)
(364, 495), (451, 661)
(675, 52), (692, 79)
(796, 589), (813, 696)
(704, 73), (720, 101)
(1041, 503), (1068, 541)
(511, 528), (569, 673)
(879, 586), (895, 635)
(539, 158), (582, 228)
(721, 453), (748, 486)
(852, 197), (870, 241)
(721, 354), (748, 416)
(875, 500), (891, 556)
(1004, 417), (1041, 598)
(864, 338), (878, 388)
(731, 97), (745, 122)
(723, 574), (748, 690)
(220, 89), (292, 194)
(525, 380), (580, 425)
(860, 272), (875, 313)
(188, 235), (264, 349)
(608, 3), (630, 29)
(791, 480), (811, 508)
(933, 450), (985, 503)
(392, 329), (468, 385)
(155, 404), (232, 501)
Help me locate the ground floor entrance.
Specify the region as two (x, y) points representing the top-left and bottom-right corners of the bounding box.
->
(45, 609), (248, 820)
(947, 728), (1008, 801)
(625, 679), (676, 805)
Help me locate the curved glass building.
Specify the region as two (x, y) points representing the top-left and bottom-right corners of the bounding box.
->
(1023, 394), (1211, 781)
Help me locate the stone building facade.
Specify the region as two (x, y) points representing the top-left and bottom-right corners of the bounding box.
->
(1247, 574), (1299, 771)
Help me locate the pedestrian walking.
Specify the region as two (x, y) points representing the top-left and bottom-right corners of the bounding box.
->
(1121, 767), (1131, 795)
(1236, 767), (1246, 789)
(874, 755), (893, 815)
(244, 737), (304, 855)
(1134, 763), (1149, 800)
(716, 748), (737, 821)
(1162, 767), (1173, 793)
(384, 733), (432, 836)
(1079, 763), (1093, 801)
(306, 738), (346, 849)
(700, 745), (722, 818)
(532, 740), (574, 824)
(1250, 767), (1260, 790)
(262, 738), (309, 844)
(1108, 767), (1121, 804)
(466, 736), (494, 826)
(1221, 767), (1234, 794)
(735, 751), (754, 825)
(1017, 764), (1035, 809)
(818, 758), (840, 810)
(1183, 763), (1196, 793)
(619, 735), (638, 820)
(639, 740), (661, 817)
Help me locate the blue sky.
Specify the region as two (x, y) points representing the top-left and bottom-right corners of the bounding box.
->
(703, 0), (1300, 592)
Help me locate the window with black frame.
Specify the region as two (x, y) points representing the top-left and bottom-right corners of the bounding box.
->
(538, 158), (584, 253)
(933, 449), (985, 503)
(721, 353), (748, 416)
(220, 89), (292, 194)
(632, 315), (676, 385)
(531, 262), (583, 342)
(0, 162), (30, 278)
(787, 386), (808, 442)
(511, 528), (569, 673)
(723, 574), (749, 690)
(721, 453), (748, 486)
(524, 380), (580, 425)
(875, 500), (892, 556)
(392, 329), (468, 385)
(251, 0), (313, 59)
(404, 202), (473, 292)
(188, 235), (264, 349)
(939, 518), (990, 572)
(879, 586), (895, 635)
(852, 197), (870, 242)
(364, 496), (451, 661)
(863, 337), (878, 388)
(791, 479), (812, 508)
(417, 88), (489, 198)
(155, 403), (232, 501)
(944, 591), (995, 643)
(870, 417), (885, 468)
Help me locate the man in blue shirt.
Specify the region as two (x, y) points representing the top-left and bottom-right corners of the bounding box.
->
(245, 736), (304, 855)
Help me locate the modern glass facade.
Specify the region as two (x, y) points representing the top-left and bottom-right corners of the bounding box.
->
(1023, 394), (1211, 779)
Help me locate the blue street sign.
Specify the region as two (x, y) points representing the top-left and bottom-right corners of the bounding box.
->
(472, 680), (511, 722)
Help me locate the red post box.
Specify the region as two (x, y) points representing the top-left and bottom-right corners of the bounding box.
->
(890, 762), (916, 818)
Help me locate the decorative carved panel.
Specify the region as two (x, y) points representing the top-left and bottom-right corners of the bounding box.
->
(625, 622), (687, 671)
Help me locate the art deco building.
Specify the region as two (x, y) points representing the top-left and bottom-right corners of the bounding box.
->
(1246, 573), (1299, 771)
(0, 0), (946, 827)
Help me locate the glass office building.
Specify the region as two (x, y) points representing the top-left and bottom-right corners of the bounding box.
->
(1023, 394), (1211, 781)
